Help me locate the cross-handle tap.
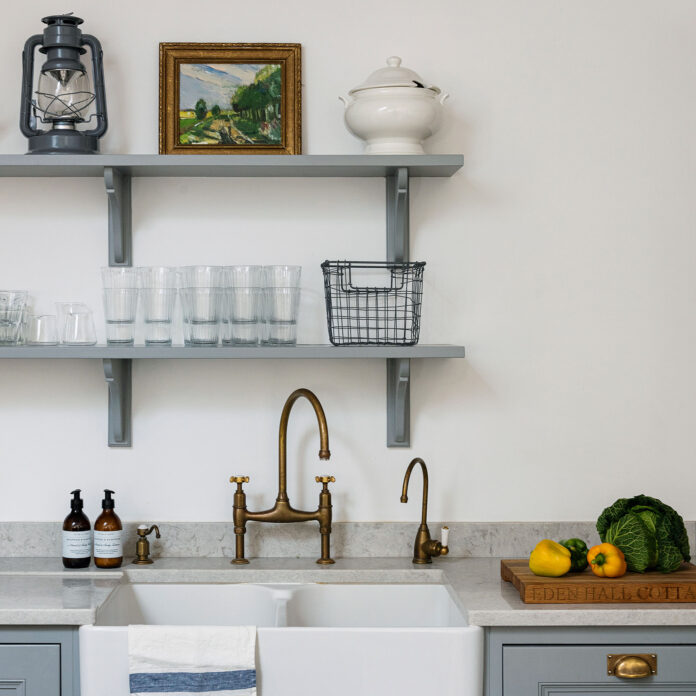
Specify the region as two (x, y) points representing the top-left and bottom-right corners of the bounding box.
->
(132, 524), (161, 565)
(229, 388), (336, 566)
(400, 458), (450, 564)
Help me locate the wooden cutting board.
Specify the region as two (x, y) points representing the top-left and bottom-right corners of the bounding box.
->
(501, 559), (696, 603)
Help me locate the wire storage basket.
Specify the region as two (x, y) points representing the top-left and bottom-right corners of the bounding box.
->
(321, 260), (426, 346)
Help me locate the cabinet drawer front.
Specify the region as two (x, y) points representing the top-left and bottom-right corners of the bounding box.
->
(503, 645), (696, 695)
(0, 645), (60, 696)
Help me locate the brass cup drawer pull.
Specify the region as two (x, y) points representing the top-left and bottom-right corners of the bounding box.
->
(607, 654), (657, 679)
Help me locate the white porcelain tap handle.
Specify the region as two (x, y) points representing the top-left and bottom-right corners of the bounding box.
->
(441, 526), (449, 548)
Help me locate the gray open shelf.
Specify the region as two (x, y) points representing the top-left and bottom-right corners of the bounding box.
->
(0, 152), (465, 449)
(0, 344), (465, 359)
(0, 154), (463, 178)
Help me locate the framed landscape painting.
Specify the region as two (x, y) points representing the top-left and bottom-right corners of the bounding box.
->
(159, 43), (301, 154)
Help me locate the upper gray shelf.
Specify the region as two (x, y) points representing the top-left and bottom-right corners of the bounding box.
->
(0, 154), (463, 178)
(0, 344), (465, 359)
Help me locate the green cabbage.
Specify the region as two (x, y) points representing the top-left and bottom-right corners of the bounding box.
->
(596, 495), (690, 573)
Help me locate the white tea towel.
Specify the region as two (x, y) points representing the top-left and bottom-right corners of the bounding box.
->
(128, 625), (256, 696)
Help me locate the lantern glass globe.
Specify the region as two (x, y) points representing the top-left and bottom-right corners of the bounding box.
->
(36, 68), (94, 121)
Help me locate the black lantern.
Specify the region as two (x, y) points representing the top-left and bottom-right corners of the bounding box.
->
(20, 14), (107, 154)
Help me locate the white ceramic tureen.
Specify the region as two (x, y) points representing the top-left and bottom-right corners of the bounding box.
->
(340, 56), (449, 155)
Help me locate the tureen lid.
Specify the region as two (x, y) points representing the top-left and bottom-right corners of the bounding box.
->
(348, 56), (441, 94)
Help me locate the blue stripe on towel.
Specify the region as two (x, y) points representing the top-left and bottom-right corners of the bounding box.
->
(129, 669), (256, 693)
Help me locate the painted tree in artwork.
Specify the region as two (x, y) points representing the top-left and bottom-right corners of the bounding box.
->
(231, 66), (282, 122)
(211, 104), (221, 118)
(194, 98), (207, 121)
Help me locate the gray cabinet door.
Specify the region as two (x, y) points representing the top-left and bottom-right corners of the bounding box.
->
(503, 645), (696, 695)
(0, 645), (60, 696)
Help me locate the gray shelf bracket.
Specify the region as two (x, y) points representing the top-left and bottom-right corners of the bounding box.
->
(103, 358), (132, 447)
(386, 167), (409, 263)
(387, 357), (411, 447)
(104, 166), (132, 267)
(386, 167), (411, 446)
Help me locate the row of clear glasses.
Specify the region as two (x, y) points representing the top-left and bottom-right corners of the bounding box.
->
(0, 292), (98, 346)
(181, 265), (301, 347)
(100, 265), (301, 346)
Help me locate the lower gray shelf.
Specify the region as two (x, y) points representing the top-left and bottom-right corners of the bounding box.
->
(0, 344), (465, 448)
(0, 344), (464, 359)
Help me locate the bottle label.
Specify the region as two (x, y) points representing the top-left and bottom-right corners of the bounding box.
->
(62, 530), (92, 559)
(93, 530), (123, 559)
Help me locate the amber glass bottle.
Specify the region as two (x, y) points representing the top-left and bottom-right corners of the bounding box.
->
(93, 489), (123, 568)
(62, 489), (91, 569)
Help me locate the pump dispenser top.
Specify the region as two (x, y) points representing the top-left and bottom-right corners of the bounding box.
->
(102, 489), (115, 509)
(70, 489), (84, 511)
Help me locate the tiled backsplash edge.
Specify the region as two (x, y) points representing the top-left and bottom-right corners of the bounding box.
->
(2, 521), (695, 559)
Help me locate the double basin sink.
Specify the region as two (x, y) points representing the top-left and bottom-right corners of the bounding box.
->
(80, 582), (483, 696)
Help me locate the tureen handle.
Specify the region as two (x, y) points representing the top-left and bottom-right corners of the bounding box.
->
(338, 95), (353, 108)
(439, 92), (450, 105)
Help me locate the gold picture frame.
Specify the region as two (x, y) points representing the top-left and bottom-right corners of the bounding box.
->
(159, 43), (301, 155)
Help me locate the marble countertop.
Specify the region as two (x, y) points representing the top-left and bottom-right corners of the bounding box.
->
(2, 557), (696, 627)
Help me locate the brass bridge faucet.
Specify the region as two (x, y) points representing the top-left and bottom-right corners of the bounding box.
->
(230, 388), (335, 565)
(401, 457), (449, 564)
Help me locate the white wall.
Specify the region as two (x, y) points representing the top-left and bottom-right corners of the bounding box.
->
(1, 0), (694, 523)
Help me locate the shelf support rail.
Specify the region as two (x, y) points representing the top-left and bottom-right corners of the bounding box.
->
(386, 167), (411, 447)
(103, 358), (132, 447)
(104, 166), (132, 267)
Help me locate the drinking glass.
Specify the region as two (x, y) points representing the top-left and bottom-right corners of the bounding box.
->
(101, 267), (138, 345)
(57, 303), (97, 346)
(226, 287), (262, 345)
(0, 291), (27, 345)
(264, 287), (300, 345)
(180, 287), (223, 346)
(222, 266), (263, 345)
(138, 267), (177, 346)
(102, 288), (139, 344)
(25, 314), (59, 345)
(261, 266), (301, 345)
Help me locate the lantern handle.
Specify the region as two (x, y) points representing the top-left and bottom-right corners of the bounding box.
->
(81, 34), (107, 138)
(19, 34), (44, 138)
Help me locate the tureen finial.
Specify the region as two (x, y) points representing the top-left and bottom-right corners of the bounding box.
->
(386, 56), (402, 67)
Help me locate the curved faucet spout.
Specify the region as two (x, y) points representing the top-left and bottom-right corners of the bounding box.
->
(400, 457), (429, 527)
(278, 388), (331, 502)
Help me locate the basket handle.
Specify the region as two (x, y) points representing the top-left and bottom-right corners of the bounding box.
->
(338, 266), (407, 293)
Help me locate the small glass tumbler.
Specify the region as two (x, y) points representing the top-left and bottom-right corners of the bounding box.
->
(180, 287), (223, 346)
(264, 287), (300, 345)
(103, 288), (139, 344)
(0, 291), (28, 345)
(225, 287), (261, 345)
(141, 288), (177, 345)
(59, 305), (97, 346)
(138, 267), (178, 346)
(25, 314), (59, 345)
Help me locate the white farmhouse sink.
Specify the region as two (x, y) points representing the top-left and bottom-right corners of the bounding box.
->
(80, 583), (483, 696)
